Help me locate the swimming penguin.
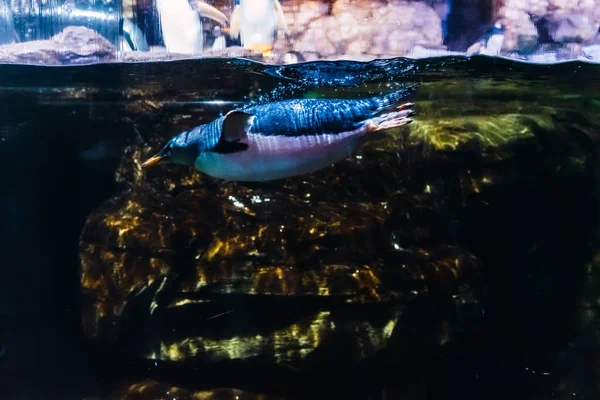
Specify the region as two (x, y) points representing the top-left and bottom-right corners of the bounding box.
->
(141, 86), (417, 182)
(156, 0), (229, 54)
(467, 22), (505, 56)
(227, 0), (289, 57)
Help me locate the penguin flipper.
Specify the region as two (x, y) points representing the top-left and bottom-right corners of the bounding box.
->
(228, 6), (242, 38)
(191, 0), (229, 26)
(373, 84), (419, 115)
(366, 107), (415, 132)
(222, 110), (256, 142)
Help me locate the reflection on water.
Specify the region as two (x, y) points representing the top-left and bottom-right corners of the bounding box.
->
(0, 56), (599, 399)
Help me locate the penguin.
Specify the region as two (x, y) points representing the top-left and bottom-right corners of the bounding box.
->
(141, 86), (417, 182)
(467, 22), (505, 56)
(211, 25), (227, 51)
(121, 18), (149, 52)
(227, 0), (289, 57)
(155, 0), (229, 54)
(0, 0), (18, 45)
(281, 50), (305, 64)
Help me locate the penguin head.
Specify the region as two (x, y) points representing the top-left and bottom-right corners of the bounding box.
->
(141, 133), (199, 169)
(142, 110), (255, 170)
(490, 22), (505, 35)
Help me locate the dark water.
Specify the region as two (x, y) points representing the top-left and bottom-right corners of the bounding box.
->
(0, 56), (599, 399)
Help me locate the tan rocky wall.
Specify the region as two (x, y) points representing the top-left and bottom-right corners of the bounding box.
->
(2, 0), (600, 64)
(495, 0), (600, 50)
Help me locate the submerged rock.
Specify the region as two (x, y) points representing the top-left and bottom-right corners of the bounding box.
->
(114, 381), (280, 400)
(79, 88), (497, 375)
(80, 176), (482, 352)
(76, 72), (600, 396)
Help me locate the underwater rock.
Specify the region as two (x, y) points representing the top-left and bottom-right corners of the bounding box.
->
(79, 185), (223, 341)
(114, 381), (279, 400)
(0, 26), (115, 65)
(548, 251), (600, 399)
(80, 139), (486, 369)
(78, 75), (600, 393)
(80, 177), (483, 342)
(79, 80), (513, 371)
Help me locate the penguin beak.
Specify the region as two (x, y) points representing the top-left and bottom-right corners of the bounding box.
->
(192, 1), (229, 26)
(141, 147), (170, 169)
(141, 154), (167, 169)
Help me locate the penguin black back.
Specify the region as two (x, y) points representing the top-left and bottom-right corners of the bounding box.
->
(243, 84), (418, 137)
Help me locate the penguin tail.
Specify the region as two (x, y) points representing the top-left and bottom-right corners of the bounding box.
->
(374, 83), (419, 114)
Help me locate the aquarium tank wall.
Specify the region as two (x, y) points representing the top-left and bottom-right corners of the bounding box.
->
(0, 0), (599, 399)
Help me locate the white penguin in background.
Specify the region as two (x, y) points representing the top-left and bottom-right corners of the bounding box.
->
(467, 22), (505, 56)
(228, 0), (289, 56)
(211, 25), (227, 50)
(156, 0), (229, 54)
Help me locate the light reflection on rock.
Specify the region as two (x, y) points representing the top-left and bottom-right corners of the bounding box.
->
(78, 80), (588, 385)
(149, 311), (333, 363)
(117, 380), (279, 400)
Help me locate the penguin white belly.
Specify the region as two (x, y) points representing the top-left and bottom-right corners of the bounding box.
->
(157, 0), (203, 54)
(195, 130), (367, 182)
(481, 34), (504, 56)
(239, 1), (277, 48)
(212, 35), (226, 50)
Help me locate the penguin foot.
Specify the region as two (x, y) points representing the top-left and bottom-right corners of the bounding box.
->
(262, 50), (276, 59)
(247, 43), (275, 56)
(367, 108), (415, 132)
(397, 102), (414, 111)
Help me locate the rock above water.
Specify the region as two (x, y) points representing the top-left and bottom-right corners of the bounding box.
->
(0, 26), (115, 65)
(293, 0), (444, 59)
(548, 12), (600, 42)
(497, 0), (600, 56)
